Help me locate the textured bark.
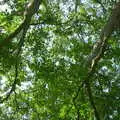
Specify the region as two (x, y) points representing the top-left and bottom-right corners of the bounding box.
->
(83, 2), (120, 120)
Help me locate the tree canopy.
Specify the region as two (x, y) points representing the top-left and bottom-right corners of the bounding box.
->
(0, 0), (120, 120)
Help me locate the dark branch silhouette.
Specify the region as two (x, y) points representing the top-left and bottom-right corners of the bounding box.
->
(0, 0), (42, 103)
(0, 0), (41, 48)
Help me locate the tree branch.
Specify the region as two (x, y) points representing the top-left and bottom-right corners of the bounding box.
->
(0, 57), (18, 103)
(73, 2), (120, 120)
(0, 0), (42, 103)
(0, 0), (42, 48)
(84, 2), (120, 120)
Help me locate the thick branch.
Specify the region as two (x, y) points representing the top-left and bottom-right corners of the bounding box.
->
(84, 2), (120, 120)
(74, 2), (120, 120)
(0, 0), (41, 48)
(0, 0), (42, 103)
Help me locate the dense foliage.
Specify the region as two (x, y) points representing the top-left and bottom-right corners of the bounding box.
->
(0, 0), (120, 120)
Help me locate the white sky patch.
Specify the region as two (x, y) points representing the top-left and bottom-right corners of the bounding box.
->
(59, 0), (75, 18)
(0, 76), (14, 97)
(6, 107), (13, 114)
(103, 88), (109, 93)
(0, 1), (11, 12)
(0, 76), (7, 90)
(22, 114), (29, 120)
(20, 81), (33, 91)
(24, 65), (34, 77)
(55, 61), (59, 66)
